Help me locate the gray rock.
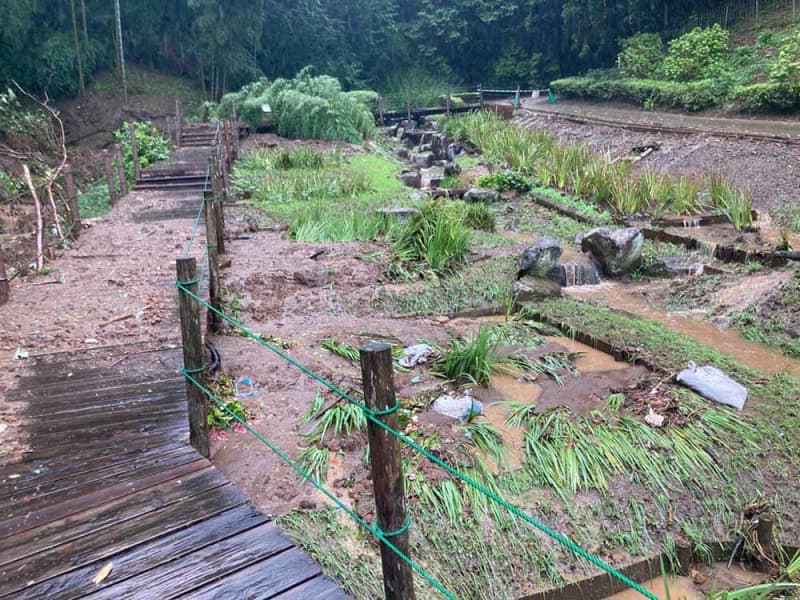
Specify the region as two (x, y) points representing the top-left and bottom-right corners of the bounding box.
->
(411, 152), (435, 169)
(447, 143), (463, 162)
(547, 260), (602, 286)
(444, 163), (461, 178)
(395, 147), (409, 160)
(581, 227), (644, 277)
(395, 127), (405, 140)
(513, 276), (562, 302)
(517, 237), (562, 278)
(376, 207), (420, 223)
(401, 129), (428, 146)
(788, 326), (800, 339)
(397, 170), (421, 188)
(431, 133), (449, 160)
(464, 187), (501, 204)
(645, 255), (705, 278)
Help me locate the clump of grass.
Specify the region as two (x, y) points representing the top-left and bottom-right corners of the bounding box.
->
(290, 206), (395, 242)
(670, 177), (703, 215)
(609, 174), (642, 216)
(391, 202), (470, 276)
(476, 171), (531, 193)
(443, 200), (496, 232)
(320, 338), (360, 362)
(77, 182), (111, 218)
(305, 401), (366, 442)
(707, 173), (754, 230)
(465, 421), (506, 466)
(432, 326), (502, 385)
(297, 446), (330, 482)
(272, 146), (327, 170)
(506, 402), (538, 428)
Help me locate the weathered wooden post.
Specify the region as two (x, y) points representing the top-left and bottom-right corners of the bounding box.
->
(0, 246), (9, 306)
(231, 102), (240, 161)
(359, 342), (415, 600)
(115, 145), (127, 197)
(175, 98), (183, 147)
(63, 164), (80, 240)
(446, 89), (451, 117)
(478, 83), (484, 108)
(103, 152), (119, 206)
(176, 257), (210, 458)
(209, 154), (226, 255)
(204, 190), (222, 334)
(219, 131), (230, 200)
(129, 122), (141, 182)
(406, 90), (412, 123)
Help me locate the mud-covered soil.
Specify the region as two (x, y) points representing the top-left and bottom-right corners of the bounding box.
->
(514, 108), (800, 216)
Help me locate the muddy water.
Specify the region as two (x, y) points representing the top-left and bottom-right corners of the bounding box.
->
(483, 375), (542, 470)
(567, 283), (800, 378)
(545, 336), (630, 372)
(605, 576), (702, 600)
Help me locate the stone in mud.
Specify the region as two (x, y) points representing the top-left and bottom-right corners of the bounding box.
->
(293, 269), (329, 288)
(517, 236), (562, 278)
(443, 162), (461, 178)
(788, 326), (800, 339)
(464, 187), (501, 204)
(411, 152), (434, 169)
(645, 255), (705, 278)
(581, 227), (644, 277)
(397, 170), (421, 188)
(430, 133), (449, 160)
(547, 260), (602, 286)
(376, 207), (420, 223)
(513, 276), (562, 302)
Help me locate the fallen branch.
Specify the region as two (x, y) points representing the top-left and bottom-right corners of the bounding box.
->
(98, 313), (135, 328)
(22, 164), (44, 272)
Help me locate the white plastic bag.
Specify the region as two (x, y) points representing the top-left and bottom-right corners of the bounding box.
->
(677, 361), (747, 411)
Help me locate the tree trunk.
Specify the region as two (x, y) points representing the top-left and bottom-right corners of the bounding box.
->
(22, 165), (44, 272)
(80, 0), (89, 50)
(114, 0), (128, 103)
(70, 0), (85, 96)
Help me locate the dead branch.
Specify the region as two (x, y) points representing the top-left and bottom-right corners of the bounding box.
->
(22, 164), (44, 271)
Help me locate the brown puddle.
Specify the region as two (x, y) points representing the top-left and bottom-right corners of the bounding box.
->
(545, 336), (631, 372)
(482, 375), (542, 470)
(605, 575), (702, 600)
(567, 283), (800, 378)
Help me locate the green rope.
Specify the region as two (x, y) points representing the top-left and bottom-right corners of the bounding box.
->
(181, 165), (211, 258)
(371, 403), (400, 417)
(175, 285), (658, 600)
(184, 366), (205, 375)
(375, 515), (411, 538)
(182, 371), (455, 600)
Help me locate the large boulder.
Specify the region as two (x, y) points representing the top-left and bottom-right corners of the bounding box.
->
(513, 276), (562, 302)
(645, 255), (705, 278)
(397, 170), (421, 188)
(580, 227), (644, 277)
(464, 187), (501, 204)
(517, 237), (562, 278)
(411, 152), (435, 169)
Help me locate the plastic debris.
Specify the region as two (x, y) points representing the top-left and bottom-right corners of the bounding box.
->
(235, 376), (258, 398)
(644, 407), (665, 428)
(677, 361), (747, 411)
(13, 348), (29, 360)
(399, 344), (435, 369)
(432, 391), (483, 421)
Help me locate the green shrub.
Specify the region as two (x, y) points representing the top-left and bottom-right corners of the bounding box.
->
(443, 200), (496, 232)
(734, 83), (800, 113)
(113, 121), (170, 183)
(663, 24), (730, 81)
(476, 170), (531, 192)
(551, 77), (723, 111)
(346, 90), (380, 109)
(618, 33), (665, 79)
(77, 181), (112, 218)
(769, 27), (800, 84)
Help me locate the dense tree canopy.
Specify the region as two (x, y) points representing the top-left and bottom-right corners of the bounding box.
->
(0, 0), (739, 99)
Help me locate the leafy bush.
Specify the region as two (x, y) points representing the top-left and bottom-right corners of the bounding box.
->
(0, 88), (53, 147)
(733, 83), (800, 112)
(443, 200), (496, 232)
(113, 121), (170, 183)
(551, 77), (723, 111)
(381, 67), (458, 112)
(77, 181), (111, 218)
(769, 27), (800, 84)
(345, 90), (380, 110)
(476, 170), (531, 192)
(663, 24), (730, 81)
(618, 33), (664, 79)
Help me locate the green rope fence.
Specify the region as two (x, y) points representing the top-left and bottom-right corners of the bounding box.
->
(183, 370), (457, 600)
(181, 165), (211, 258)
(176, 279), (659, 600)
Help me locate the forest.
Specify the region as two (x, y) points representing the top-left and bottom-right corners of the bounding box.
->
(0, 1), (755, 100)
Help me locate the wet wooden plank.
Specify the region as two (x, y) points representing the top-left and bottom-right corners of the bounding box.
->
(272, 576), (352, 600)
(25, 400), (186, 435)
(0, 459), (210, 542)
(0, 466), (227, 566)
(188, 548), (325, 600)
(0, 445), (199, 517)
(85, 522), (296, 599)
(23, 388), (184, 420)
(14, 376), (183, 406)
(1, 498), (260, 598)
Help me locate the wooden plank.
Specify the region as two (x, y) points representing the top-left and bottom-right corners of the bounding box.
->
(0, 440), (186, 500)
(272, 576), (352, 600)
(85, 522), (295, 599)
(0, 467), (226, 566)
(188, 547), (324, 600)
(0, 445), (199, 517)
(24, 399), (186, 435)
(0, 458), (209, 540)
(1, 497), (260, 598)
(22, 388), (184, 420)
(14, 375), (182, 403)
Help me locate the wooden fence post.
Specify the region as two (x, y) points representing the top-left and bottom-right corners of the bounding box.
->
(63, 164), (80, 240)
(359, 342), (416, 600)
(446, 89), (451, 117)
(204, 190), (222, 334)
(231, 102), (240, 161)
(115, 145), (127, 197)
(175, 98), (183, 147)
(209, 154), (226, 255)
(0, 246), (9, 306)
(129, 122), (141, 182)
(406, 90), (412, 123)
(176, 257), (210, 458)
(103, 152), (118, 206)
(478, 83), (484, 108)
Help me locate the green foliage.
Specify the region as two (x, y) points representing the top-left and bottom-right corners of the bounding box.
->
(618, 33), (664, 79)
(769, 26), (800, 84)
(205, 378), (250, 430)
(0, 88), (52, 146)
(446, 201), (496, 232)
(77, 181), (112, 218)
(297, 446), (330, 482)
(432, 326), (503, 385)
(272, 147), (327, 170)
(663, 24), (730, 81)
(391, 202), (470, 276)
(707, 173), (754, 230)
(733, 82), (800, 112)
(305, 402), (366, 442)
(476, 171), (531, 192)
(380, 68), (458, 112)
(113, 121), (170, 183)
(493, 43), (549, 87)
(345, 90), (380, 110)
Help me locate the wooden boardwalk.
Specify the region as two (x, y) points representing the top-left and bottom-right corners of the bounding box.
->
(0, 126), (348, 599)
